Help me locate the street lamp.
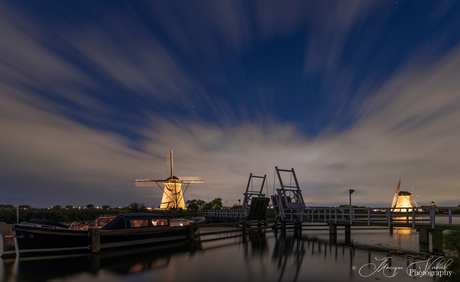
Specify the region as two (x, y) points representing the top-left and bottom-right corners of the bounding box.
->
(349, 189), (355, 208)
(238, 199), (241, 207)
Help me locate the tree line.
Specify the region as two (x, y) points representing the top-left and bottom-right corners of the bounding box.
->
(0, 199), (228, 224)
(185, 198), (241, 212)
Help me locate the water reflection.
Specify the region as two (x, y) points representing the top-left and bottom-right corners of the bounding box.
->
(271, 231), (306, 282)
(0, 228), (447, 282)
(2, 240), (202, 282)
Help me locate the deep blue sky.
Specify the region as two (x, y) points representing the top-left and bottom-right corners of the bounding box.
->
(1, 1), (460, 208)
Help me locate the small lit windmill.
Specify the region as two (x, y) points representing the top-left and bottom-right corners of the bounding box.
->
(391, 178), (418, 212)
(135, 151), (204, 209)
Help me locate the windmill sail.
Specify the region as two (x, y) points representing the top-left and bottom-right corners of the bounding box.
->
(134, 179), (167, 187)
(391, 178), (401, 208)
(179, 177), (204, 183)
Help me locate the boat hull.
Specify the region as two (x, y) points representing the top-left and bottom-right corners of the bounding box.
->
(13, 224), (190, 256)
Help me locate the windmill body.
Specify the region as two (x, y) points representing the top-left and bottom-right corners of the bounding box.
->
(135, 151), (203, 210)
(160, 176), (185, 209)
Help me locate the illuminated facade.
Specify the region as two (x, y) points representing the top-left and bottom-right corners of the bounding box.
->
(391, 179), (418, 212)
(159, 177), (186, 209)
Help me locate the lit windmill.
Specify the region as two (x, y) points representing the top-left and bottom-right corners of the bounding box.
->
(135, 151), (204, 210)
(391, 178), (418, 212)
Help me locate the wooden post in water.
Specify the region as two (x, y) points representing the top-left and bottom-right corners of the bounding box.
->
(91, 227), (100, 253)
(189, 223), (195, 241)
(242, 220), (247, 234)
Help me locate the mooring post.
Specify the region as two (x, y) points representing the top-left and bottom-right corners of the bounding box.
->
(242, 220), (247, 234)
(189, 222), (195, 241)
(91, 227), (100, 253)
(91, 253), (100, 273)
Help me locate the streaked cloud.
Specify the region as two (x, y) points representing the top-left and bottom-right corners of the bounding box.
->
(0, 1), (459, 208)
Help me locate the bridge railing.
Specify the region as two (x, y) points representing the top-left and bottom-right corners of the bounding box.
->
(199, 206), (460, 229)
(301, 207), (460, 228)
(198, 209), (244, 219)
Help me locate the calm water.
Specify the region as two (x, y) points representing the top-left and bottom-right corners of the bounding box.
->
(0, 226), (456, 282)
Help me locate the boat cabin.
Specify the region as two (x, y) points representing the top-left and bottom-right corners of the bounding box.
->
(85, 213), (170, 230)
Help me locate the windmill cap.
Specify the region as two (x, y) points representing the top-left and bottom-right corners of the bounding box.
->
(165, 176), (181, 181)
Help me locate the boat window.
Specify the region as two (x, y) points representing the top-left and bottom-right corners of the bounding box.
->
(129, 220), (149, 228)
(87, 216), (116, 229)
(151, 219), (168, 226)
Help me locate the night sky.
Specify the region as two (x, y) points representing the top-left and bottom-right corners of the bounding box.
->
(1, 1), (460, 208)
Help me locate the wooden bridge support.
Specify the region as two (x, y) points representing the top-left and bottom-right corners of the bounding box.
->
(418, 228), (444, 253)
(328, 224), (338, 244)
(418, 228), (430, 253)
(418, 228), (429, 245)
(326, 224), (350, 244)
(293, 221), (302, 237)
(432, 229), (443, 253)
(345, 225), (351, 244)
(328, 224), (337, 235)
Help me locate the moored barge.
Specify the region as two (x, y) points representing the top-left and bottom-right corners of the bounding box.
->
(2, 213), (198, 257)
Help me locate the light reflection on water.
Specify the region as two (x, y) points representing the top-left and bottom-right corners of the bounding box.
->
(0, 227), (450, 282)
